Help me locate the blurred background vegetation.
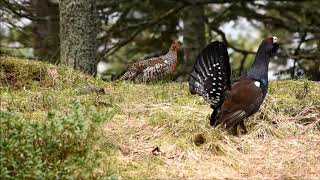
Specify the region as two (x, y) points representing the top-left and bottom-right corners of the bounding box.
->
(1, 0), (319, 81)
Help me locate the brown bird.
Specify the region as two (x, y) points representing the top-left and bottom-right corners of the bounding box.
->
(119, 40), (182, 83)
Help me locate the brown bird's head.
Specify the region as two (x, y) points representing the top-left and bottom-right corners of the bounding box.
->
(170, 40), (182, 51)
(261, 36), (279, 57)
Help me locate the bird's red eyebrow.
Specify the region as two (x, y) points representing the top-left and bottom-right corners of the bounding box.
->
(266, 38), (273, 44)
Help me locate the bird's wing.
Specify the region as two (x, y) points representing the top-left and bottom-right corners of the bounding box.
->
(189, 41), (231, 107)
(119, 56), (164, 81)
(215, 79), (264, 129)
(138, 61), (170, 82)
(133, 56), (165, 70)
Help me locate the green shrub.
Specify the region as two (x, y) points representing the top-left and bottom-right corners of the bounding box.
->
(0, 100), (114, 179)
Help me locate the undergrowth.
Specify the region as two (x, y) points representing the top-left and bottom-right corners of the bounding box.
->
(0, 56), (117, 179)
(0, 101), (115, 179)
(1, 56), (320, 179)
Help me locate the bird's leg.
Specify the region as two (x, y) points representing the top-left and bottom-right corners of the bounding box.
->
(239, 121), (248, 134)
(210, 106), (218, 126)
(210, 105), (223, 127)
(232, 125), (239, 136)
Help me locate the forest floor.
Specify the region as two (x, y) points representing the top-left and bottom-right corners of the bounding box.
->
(1, 56), (320, 179)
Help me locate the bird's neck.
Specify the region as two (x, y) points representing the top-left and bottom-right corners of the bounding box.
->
(242, 52), (271, 85)
(165, 49), (178, 63)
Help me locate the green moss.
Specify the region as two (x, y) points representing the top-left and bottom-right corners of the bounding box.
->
(0, 56), (118, 179)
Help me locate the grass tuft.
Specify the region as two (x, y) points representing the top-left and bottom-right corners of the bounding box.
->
(1, 55), (320, 179)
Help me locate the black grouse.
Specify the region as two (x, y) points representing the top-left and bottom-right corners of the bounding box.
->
(189, 37), (279, 135)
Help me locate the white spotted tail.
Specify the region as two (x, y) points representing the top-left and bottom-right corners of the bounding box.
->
(189, 41), (231, 107)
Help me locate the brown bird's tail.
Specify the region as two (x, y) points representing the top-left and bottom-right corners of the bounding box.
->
(118, 68), (138, 81)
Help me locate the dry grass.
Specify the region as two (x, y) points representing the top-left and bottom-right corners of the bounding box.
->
(101, 79), (320, 179)
(1, 56), (320, 179)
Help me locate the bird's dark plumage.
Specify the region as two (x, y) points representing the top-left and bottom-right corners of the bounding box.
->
(189, 41), (231, 106)
(189, 37), (279, 135)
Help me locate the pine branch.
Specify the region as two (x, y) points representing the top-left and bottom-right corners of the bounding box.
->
(212, 28), (256, 54)
(102, 4), (187, 58)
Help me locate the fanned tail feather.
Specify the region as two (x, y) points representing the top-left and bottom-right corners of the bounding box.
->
(189, 41), (231, 107)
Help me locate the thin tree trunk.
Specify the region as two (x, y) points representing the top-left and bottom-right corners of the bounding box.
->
(31, 0), (59, 63)
(238, 53), (248, 77)
(291, 59), (296, 79)
(59, 0), (97, 74)
(181, 5), (206, 80)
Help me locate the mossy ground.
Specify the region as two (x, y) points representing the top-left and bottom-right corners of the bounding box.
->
(1, 56), (320, 179)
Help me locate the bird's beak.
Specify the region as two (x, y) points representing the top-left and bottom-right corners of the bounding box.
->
(272, 36), (278, 44)
(271, 37), (279, 55)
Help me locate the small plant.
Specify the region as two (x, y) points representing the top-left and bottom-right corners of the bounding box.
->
(1, 56), (320, 179)
(0, 100), (114, 179)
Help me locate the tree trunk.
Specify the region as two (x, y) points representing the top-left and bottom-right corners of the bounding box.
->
(31, 0), (59, 63)
(181, 5), (206, 80)
(59, 0), (97, 74)
(238, 53), (248, 77)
